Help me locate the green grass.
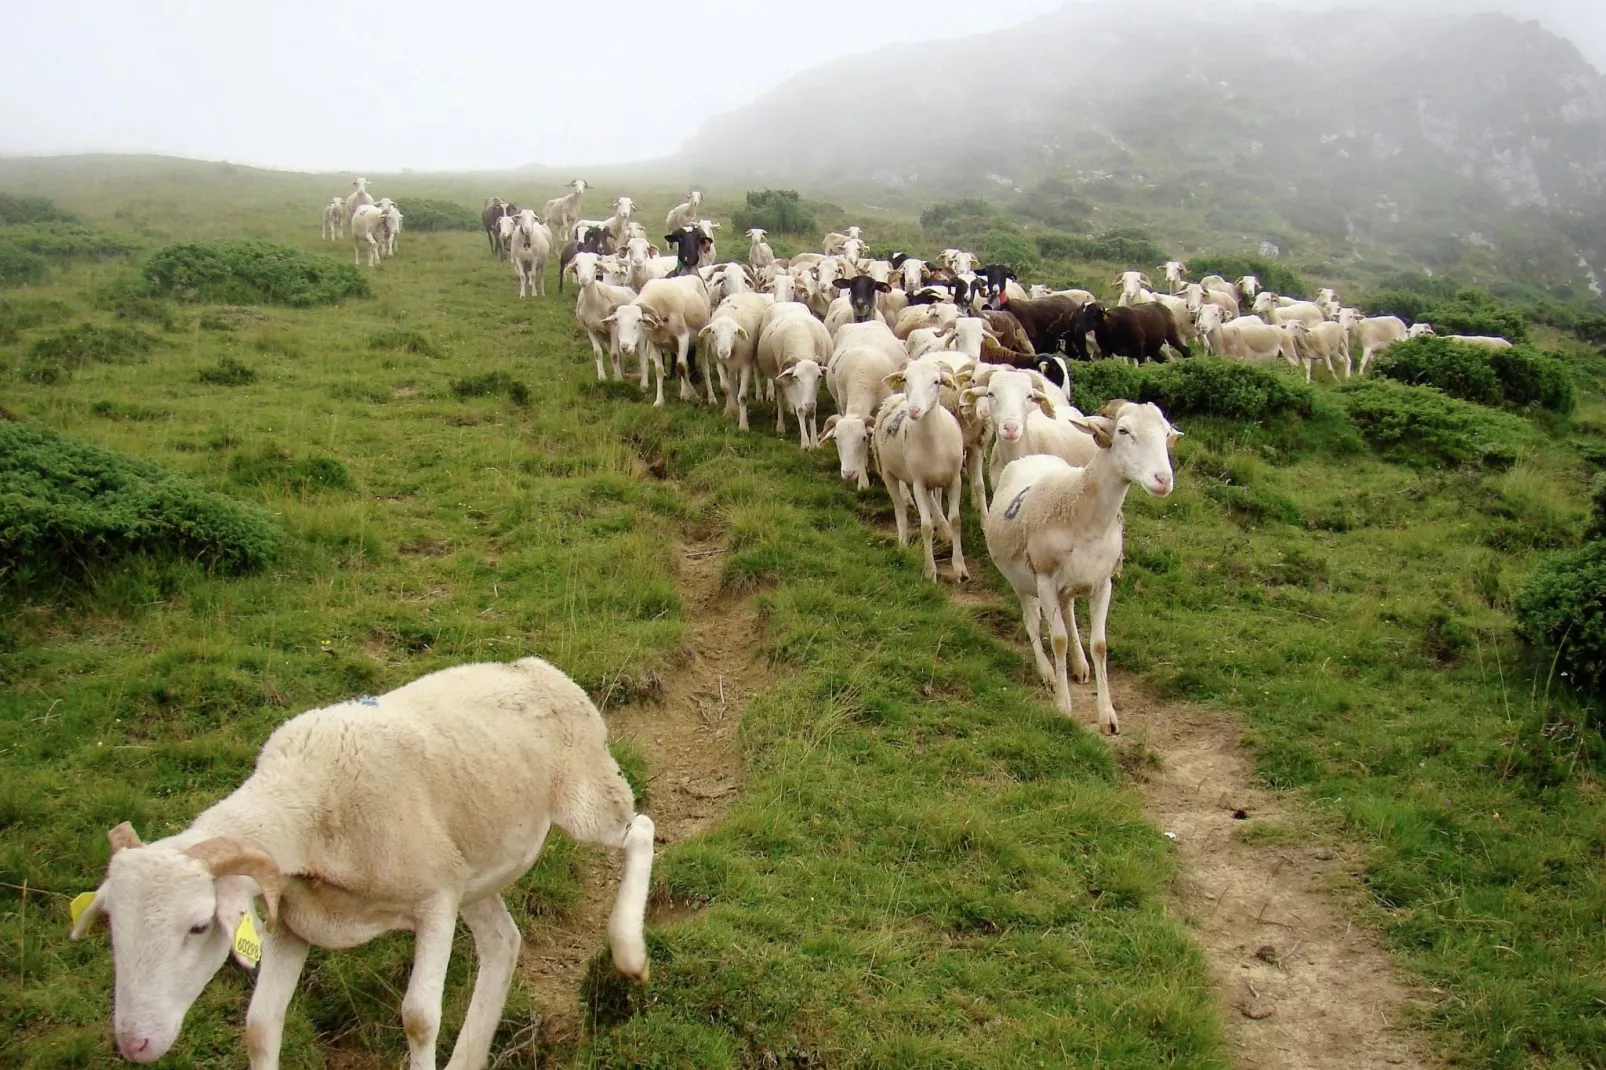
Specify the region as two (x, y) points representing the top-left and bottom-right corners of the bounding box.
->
(0, 158), (1603, 1069)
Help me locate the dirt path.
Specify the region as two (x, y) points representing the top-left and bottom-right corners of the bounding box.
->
(950, 586), (1437, 1069)
(516, 541), (770, 1047)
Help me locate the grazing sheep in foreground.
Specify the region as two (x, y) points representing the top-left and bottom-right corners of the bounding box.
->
(757, 304), (832, 448)
(702, 292), (770, 429)
(608, 275), (712, 407)
(984, 401), (1181, 734)
(70, 657), (653, 1069)
(873, 356), (969, 582)
(321, 198), (343, 240)
(823, 343), (903, 489)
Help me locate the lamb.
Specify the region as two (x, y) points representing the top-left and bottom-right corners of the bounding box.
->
(747, 228), (775, 271)
(665, 190), (702, 232)
(1338, 308), (1410, 373)
(822, 343), (902, 489)
(321, 198), (343, 240)
(700, 292), (770, 430)
(1114, 270), (1152, 306)
(70, 658), (653, 1069)
(508, 210), (552, 298)
(572, 252), (638, 381)
(1287, 319), (1353, 381)
(757, 304), (832, 448)
(350, 204), (386, 267)
(542, 180), (589, 246)
(607, 275), (712, 407)
(984, 401), (1180, 733)
(874, 356), (969, 582)
(343, 177), (374, 226)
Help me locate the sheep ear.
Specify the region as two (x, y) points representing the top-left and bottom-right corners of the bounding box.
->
(698, 324), (713, 337)
(821, 413), (841, 441)
(776, 367), (797, 383)
(832, 277), (852, 290)
(960, 385), (986, 406)
(735, 324), (748, 339)
(186, 838), (282, 932)
(1031, 390), (1057, 418)
(70, 885), (108, 939)
(108, 822), (142, 854)
(1167, 427), (1185, 447)
(1069, 415), (1115, 448)
(883, 372), (906, 390)
(876, 281), (891, 293)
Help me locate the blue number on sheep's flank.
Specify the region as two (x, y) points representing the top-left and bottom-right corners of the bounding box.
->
(888, 410), (907, 437)
(358, 695), (379, 707)
(1004, 486), (1030, 520)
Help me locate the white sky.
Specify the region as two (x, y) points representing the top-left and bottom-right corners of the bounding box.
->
(0, 0), (1601, 173)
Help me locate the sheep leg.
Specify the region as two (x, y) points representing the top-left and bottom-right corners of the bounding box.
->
(243, 926), (309, 1070)
(1017, 593), (1056, 685)
(774, 383), (787, 436)
(443, 895), (521, 1070)
(678, 336), (698, 403)
(1037, 573), (1073, 716)
(555, 789), (655, 983)
(736, 365), (751, 431)
(888, 478), (911, 546)
(967, 446), (989, 517)
(1061, 591), (1090, 684)
(400, 898), (460, 1070)
(944, 471), (968, 582)
(1089, 576), (1117, 734)
(650, 344), (667, 407)
(797, 406), (811, 450)
(1337, 348), (1352, 380)
(588, 330), (608, 381)
(911, 478), (939, 581)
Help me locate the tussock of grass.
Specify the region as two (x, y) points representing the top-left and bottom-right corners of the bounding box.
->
(196, 354), (256, 386)
(452, 370), (530, 406)
(370, 327), (440, 357)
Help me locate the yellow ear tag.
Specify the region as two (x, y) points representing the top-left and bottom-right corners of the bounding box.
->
(232, 913), (261, 967)
(69, 892), (97, 927)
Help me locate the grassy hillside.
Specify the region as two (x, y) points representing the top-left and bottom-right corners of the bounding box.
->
(2, 158), (1604, 1068)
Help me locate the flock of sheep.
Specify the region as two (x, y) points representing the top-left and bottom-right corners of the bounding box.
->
(66, 179), (1519, 1070)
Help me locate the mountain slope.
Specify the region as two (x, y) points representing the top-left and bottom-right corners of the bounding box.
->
(679, 3), (1606, 296)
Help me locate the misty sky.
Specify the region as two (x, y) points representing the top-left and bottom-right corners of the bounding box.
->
(2, 0), (1602, 173)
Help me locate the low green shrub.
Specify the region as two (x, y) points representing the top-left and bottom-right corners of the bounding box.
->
(370, 328), (440, 357)
(1336, 379), (1531, 468)
(1, 221), (138, 259)
(451, 371), (530, 407)
(22, 323), (157, 381)
(733, 189), (817, 236)
(1072, 358), (1312, 422)
(0, 241), (48, 288)
(1034, 228), (1167, 266)
(1364, 289), (1529, 343)
(1372, 337), (1574, 415)
(0, 193), (75, 225)
(197, 355), (257, 386)
(0, 422), (280, 587)
(226, 446), (353, 496)
(0, 296), (72, 342)
(1515, 541), (1606, 704)
(142, 241), (369, 307)
(396, 199), (479, 232)
(197, 306), (265, 332)
(94, 278), (181, 329)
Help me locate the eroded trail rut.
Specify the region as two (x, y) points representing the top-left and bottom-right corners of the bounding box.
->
(952, 587), (1437, 1069)
(517, 542), (771, 1044)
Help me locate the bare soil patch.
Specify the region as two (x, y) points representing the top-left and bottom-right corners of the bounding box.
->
(516, 541), (770, 1046)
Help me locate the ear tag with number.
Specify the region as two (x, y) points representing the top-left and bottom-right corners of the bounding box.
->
(69, 892), (97, 928)
(232, 912), (261, 969)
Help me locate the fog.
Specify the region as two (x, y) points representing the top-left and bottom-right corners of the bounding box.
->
(0, 0), (1601, 173)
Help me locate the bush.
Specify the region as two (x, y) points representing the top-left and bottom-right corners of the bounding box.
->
(1033, 229), (1166, 265)
(732, 190), (816, 236)
(396, 198), (479, 232)
(1336, 379), (1531, 469)
(226, 447), (353, 495)
(0, 241), (48, 288)
(1515, 541), (1606, 702)
(1071, 358), (1312, 422)
(0, 296), (72, 343)
(142, 241), (369, 307)
(23, 323), (157, 381)
(1363, 289), (1529, 343)
(94, 278), (180, 329)
(1, 222), (138, 259)
(1575, 314), (1606, 347)
(369, 328), (440, 357)
(1185, 255), (1306, 298)
(451, 371), (530, 407)
(0, 422), (280, 587)
(1372, 337), (1574, 415)
(197, 355), (257, 386)
(0, 193), (75, 225)
(972, 230), (1038, 273)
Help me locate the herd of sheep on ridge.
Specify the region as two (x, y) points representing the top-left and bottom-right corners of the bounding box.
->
(65, 175), (1519, 1069)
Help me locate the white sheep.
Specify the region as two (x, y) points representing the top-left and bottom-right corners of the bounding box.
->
(963, 366), (1097, 496)
(757, 303), (832, 448)
(321, 197), (343, 240)
(1114, 270), (1152, 306)
(70, 657), (653, 1068)
(1218, 318), (1301, 367)
(1447, 334), (1514, 349)
(822, 343), (902, 489)
(342, 177), (374, 226)
(600, 196), (637, 249)
(665, 190), (702, 232)
(572, 251), (638, 381)
(607, 275), (712, 406)
(899, 258), (928, 292)
(1287, 319), (1353, 381)
(350, 204), (385, 267)
(1408, 322), (1436, 338)
(509, 210), (552, 297)
(1237, 275), (1261, 301)
(701, 292), (770, 429)
(747, 228), (775, 271)
(1315, 287), (1341, 320)
(379, 203), (403, 258)
(983, 401), (1180, 733)
(1255, 294), (1326, 330)
(543, 180), (589, 245)
(1338, 309), (1410, 373)
(1162, 260), (1186, 289)
(873, 356), (969, 582)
